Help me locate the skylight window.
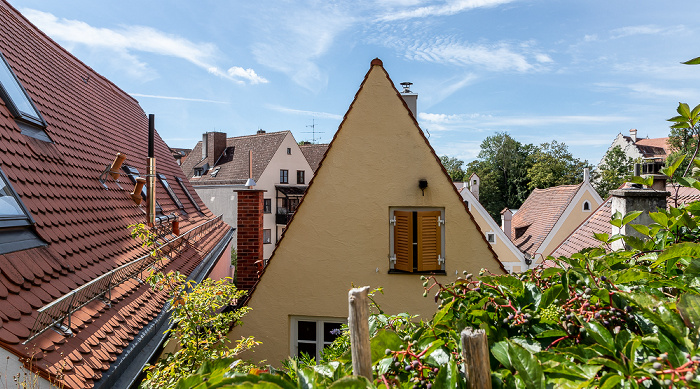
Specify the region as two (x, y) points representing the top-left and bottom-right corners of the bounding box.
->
(176, 177), (202, 213)
(157, 173), (184, 210)
(0, 167), (44, 253)
(0, 50), (45, 127)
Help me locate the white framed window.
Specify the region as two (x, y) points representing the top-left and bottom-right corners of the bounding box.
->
(290, 317), (345, 361)
(389, 207), (445, 273)
(582, 200), (591, 212)
(486, 232), (496, 244)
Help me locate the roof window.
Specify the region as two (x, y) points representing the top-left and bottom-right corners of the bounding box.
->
(0, 50), (51, 142)
(0, 167), (44, 253)
(210, 167), (221, 177)
(157, 173), (184, 210)
(176, 177), (202, 213)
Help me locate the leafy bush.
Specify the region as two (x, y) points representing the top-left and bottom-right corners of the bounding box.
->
(168, 163), (700, 388)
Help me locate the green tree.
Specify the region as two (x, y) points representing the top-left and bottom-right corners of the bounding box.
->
(595, 145), (634, 198)
(668, 102), (700, 178)
(466, 132), (535, 223)
(527, 140), (592, 189)
(439, 155), (466, 181)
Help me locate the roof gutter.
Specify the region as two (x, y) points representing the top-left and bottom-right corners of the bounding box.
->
(93, 225), (234, 389)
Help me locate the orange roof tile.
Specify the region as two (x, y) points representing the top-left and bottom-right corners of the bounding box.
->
(0, 2), (232, 388)
(510, 184), (581, 256)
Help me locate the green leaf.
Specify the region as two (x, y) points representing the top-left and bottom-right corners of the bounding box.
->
(540, 284), (564, 309)
(614, 268), (649, 284)
(327, 376), (373, 389)
(580, 319), (615, 352)
(678, 293), (700, 331)
(658, 242), (700, 262)
(610, 211), (623, 228)
(491, 341), (512, 369)
(369, 330), (403, 364)
(628, 176), (654, 188)
(682, 56), (700, 65)
(593, 233), (609, 243)
(599, 374), (623, 389)
(629, 224), (650, 237)
(649, 212), (669, 228)
(622, 235), (646, 251)
(622, 211), (643, 226)
(657, 332), (687, 369)
(536, 329), (566, 338)
(540, 267), (563, 279)
(506, 340), (545, 389)
(432, 300), (455, 327)
(432, 358), (459, 389)
(678, 102), (691, 118)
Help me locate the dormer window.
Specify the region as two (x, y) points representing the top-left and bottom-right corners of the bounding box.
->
(0, 167), (44, 254)
(0, 50), (50, 141)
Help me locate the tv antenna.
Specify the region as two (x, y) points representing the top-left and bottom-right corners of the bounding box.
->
(302, 118), (324, 143)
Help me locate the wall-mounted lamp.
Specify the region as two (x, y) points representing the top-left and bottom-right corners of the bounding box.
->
(418, 179), (428, 196)
(99, 152), (127, 189)
(131, 177), (146, 205)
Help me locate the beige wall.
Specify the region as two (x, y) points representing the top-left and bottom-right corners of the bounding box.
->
(230, 62), (502, 366)
(256, 133), (314, 260)
(538, 187), (602, 259)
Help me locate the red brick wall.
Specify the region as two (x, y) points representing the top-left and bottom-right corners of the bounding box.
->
(236, 189), (264, 290)
(207, 132), (227, 163)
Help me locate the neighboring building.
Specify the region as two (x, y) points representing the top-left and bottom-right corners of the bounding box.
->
(228, 58), (505, 365)
(455, 176), (530, 273)
(508, 169), (603, 264)
(0, 2), (232, 388)
(180, 130), (314, 260)
(299, 142), (329, 172)
(552, 183), (700, 258)
(602, 129), (670, 165)
(169, 147), (191, 165)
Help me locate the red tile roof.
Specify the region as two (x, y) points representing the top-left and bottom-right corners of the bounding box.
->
(551, 184), (700, 258)
(510, 184), (581, 256)
(0, 2), (231, 388)
(299, 143), (329, 172)
(181, 131), (289, 184)
(622, 136), (670, 159)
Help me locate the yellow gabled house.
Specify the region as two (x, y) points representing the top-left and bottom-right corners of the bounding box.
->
(229, 58), (504, 365)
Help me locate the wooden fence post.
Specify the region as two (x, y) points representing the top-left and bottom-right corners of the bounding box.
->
(348, 286), (372, 380)
(461, 328), (492, 389)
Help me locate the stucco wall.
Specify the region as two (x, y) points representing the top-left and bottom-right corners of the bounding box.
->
(193, 186), (239, 244)
(0, 348), (54, 389)
(229, 62), (502, 366)
(539, 187), (602, 258)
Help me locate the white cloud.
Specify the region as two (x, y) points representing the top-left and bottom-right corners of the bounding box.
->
(129, 93), (228, 104)
(420, 112), (632, 127)
(609, 25), (685, 39)
(379, 0), (516, 21)
(266, 104), (343, 120)
(594, 82), (699, 100)
(227, 67), (269, 84)
(20, 8), (266, 85)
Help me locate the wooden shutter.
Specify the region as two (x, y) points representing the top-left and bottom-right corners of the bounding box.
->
(417, 211), (442, 271)
(393, 211), (412, 272)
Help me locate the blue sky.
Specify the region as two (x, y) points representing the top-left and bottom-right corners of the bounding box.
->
(10, 0), (700, 165)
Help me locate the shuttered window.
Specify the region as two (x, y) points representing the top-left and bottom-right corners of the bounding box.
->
(391, 208), (444, 273)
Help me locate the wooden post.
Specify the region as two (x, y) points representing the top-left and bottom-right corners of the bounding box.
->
(348, 286), (372, 380)
(461, 328), (492, 389)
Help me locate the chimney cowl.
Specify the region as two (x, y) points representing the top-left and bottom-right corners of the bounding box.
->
(257, 129), (266, 134)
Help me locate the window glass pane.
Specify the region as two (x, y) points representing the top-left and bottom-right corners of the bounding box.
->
(297, 342), (316, 359)
(0, 178), (23, 217)
(324, 322), (342, 343)
(0, 53), (41, 123)
(298, 321), (316, 341)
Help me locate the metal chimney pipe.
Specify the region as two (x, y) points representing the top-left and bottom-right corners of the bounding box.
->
(147, 114), (156, 226)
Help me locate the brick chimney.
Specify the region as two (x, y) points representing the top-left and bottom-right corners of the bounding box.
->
(610, 187), (668, 251)
(202, 132), (227, 163)
(234, 189), (265, 290)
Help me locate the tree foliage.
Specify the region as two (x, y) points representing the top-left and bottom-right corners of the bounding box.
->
(668, 102), (700, 178)
(595, 145), (634, 198)
(526, 140), (593, 190)
(439, 155), (466, 182)
(466, 132), (535, 223)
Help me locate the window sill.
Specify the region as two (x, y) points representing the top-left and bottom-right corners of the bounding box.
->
(388, 269), (446, 275)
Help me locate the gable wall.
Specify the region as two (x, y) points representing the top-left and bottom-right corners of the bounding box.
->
(229, 63), (502, 365)
(538, 186), (603, 259)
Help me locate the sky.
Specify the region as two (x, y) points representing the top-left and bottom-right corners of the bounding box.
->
(9, 0), (700, 166)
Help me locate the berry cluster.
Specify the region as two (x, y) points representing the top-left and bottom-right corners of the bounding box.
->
(379, 341), (440, 389)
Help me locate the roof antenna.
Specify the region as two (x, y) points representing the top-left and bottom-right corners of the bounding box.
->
(302, 118), (324, 143)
